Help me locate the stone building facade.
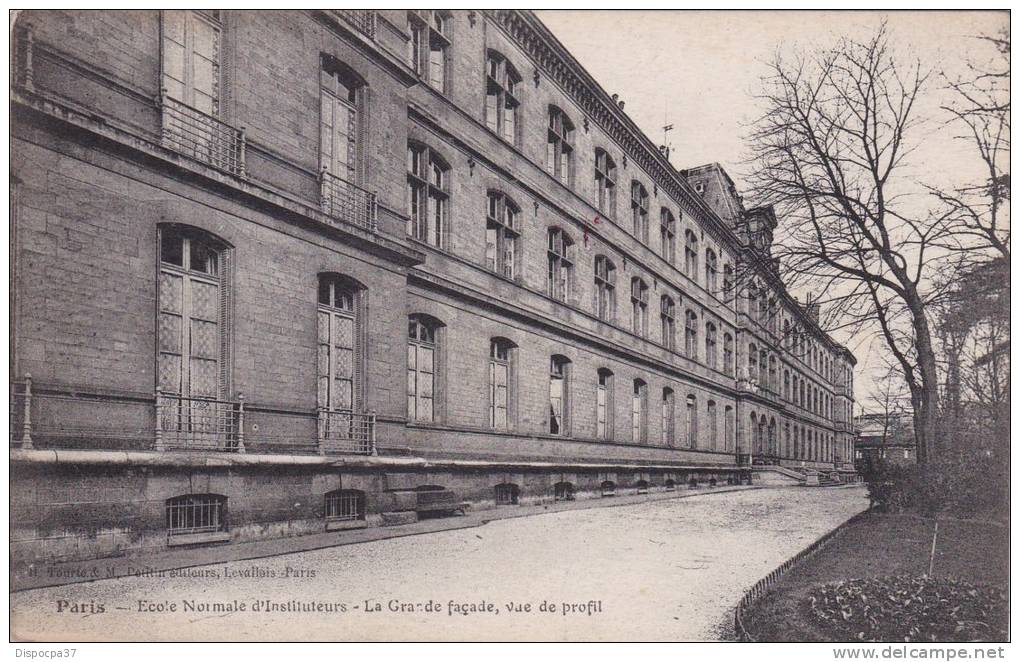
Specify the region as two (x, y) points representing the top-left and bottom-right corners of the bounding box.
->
(10, 10), (856, 563)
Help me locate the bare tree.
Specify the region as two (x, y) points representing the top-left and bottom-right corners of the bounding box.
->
(870, 360), (910, 450)
(932, 257), (1010, 454)
(930, 30), (1010, 263)
(745, 26), (953, 464)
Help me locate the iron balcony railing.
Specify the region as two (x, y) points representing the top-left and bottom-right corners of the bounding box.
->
(159, 93), (247, 178)
(317, 408), (376, 455)
(335, 10), (376, 39)
(8, 381), (380, 456)
(320, 168), (378, 232)
(156, 392), (245, 453)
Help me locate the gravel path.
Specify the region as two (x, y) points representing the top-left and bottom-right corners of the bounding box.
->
(11, 486), (868, 642)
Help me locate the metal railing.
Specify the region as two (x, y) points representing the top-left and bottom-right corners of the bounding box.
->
(317, 408), (376, 455)
(166, 494), (227, 536)
(319, 168), (378, 232)
(155, 392), (245, 453)
(325, 490), (365, 521)
(335, 10), (376, 39)
(159, 93), (246, 177)
(8, 382), (381, 456)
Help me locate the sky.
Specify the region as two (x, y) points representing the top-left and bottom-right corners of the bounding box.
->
(537, 10), (1009, 410)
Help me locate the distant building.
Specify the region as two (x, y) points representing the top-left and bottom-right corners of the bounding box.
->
(854, 411), (916, 467)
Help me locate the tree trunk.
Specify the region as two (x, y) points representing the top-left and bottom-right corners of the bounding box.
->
(911, 305), (941, 464)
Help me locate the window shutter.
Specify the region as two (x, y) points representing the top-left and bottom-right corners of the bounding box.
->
(357, 86), (369, 185)
(218, 249), (233, 398)
(220, 11), (233, 122)
(354, 291), (365, 412)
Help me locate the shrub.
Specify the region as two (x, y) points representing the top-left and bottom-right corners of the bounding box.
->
(807, 575), (1008, 642)
(863, 452), (1008, 519)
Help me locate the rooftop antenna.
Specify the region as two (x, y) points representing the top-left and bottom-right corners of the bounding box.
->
(661, 100), (674, 162)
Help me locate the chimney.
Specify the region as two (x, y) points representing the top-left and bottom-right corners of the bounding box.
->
(804, 294), (821, 322)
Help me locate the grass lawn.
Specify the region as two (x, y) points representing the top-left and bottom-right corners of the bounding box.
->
(740, 512), (1009, 642)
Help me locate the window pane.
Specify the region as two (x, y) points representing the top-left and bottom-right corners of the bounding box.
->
(485, 90), (499, 131)
(161, 232), (184, 267)
(429, 46), (445, 89)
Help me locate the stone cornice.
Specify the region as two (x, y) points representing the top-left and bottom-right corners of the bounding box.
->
(489, 10), (856, 368)
(488, 10), (740, 253)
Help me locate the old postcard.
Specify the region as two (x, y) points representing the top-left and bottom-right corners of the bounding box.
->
(8, 8), (1009, 649)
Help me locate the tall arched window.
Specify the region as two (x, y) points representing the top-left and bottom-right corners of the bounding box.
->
(549, 355), (571, 435)
(705, 322), (718, 369)
(408, 10), (450, 92)
(686, 395), (698, 448)
(320, 56), (365, 195)
(631, 277), (649, 337)
(594, 255), (616, 322)
(661, 387), (675, 447)
(660, 208), (676, 263)
(748, 343), (758, 382)
(547, 106), (574, 186)
(784, 369), (791, 400)
(660, 295), (676, 350)
(631, 379), (647, 443)
(684, 229), (698, 279)
(685, 310), (698, 359)
(489, 338), (515, 430)
(747, 282), (759, 322)
(630, 181), (649, 243)
(707, 400), (718, 450)
(759, 349), (769, 389)
(596, 368), (614, 440)
(485, 50), (521, 143)
(547, 228), (574, 302)
(768, 418), (777, 457)
(157, 225), (229, 405)
(723, 264), (734, 300)
(723, 332), (734, 376)
(486, 191), (520, 279)
(408, 315), (441, 422)
(595, 148), (616, 216)
(317, 275), (364, 442)
(407, 143), (449, 248)
(161, 10), (221, 134)
(749, 413), (758, 455)
(705, 249), (718, 293)
(724, 405), (734, 451)
(769, 356), (778, 394)
(758, 416), (767, 456)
